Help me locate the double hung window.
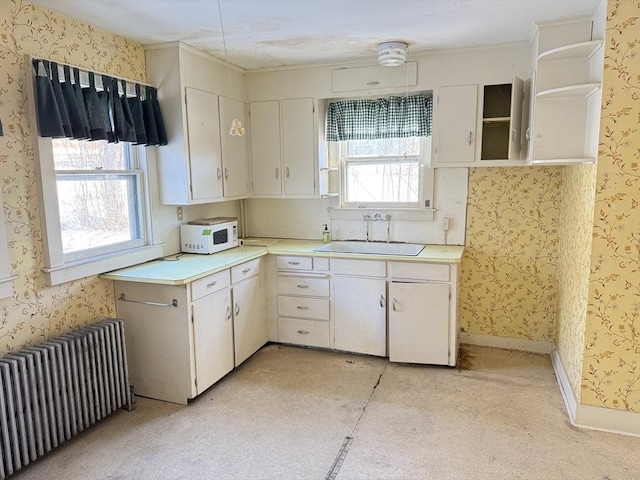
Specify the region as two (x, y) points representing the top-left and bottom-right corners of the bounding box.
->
(326, 94), (433, 209)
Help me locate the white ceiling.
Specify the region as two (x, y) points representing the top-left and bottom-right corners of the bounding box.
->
(30, 0), (603, 70)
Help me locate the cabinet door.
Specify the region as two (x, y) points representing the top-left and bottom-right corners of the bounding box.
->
(185, 87), (224, 201)
(433, 85), (478, 166)
(388, 282), (449, 365)
(508, 77), (524, 161)
(282, 98), (316, 196)
(250, 101), (282, 195)
(333, 276), (386, 356)
(192, 289), (234, 394)
(219, 96), (250, 199)
(233, 274), (267, 366)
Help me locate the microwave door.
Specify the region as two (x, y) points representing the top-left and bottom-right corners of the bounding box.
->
(212, 228), (228, 245)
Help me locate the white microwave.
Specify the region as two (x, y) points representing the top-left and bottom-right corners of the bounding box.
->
(180, 217), (238, 254)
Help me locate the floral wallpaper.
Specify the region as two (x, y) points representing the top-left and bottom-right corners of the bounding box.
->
(0, 0), (145, 352)
(460, 166), (562, 341)
(581, 0), (639, 413)
(556, 164), (598, 397)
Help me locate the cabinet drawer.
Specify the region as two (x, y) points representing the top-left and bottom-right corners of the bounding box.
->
(191, 270), (230, 301)
(332, 258), (386, 277)
(277, 256), (313, 270)
(278, 275), (330, 297)
(389, 262), (450, 282)
(232, 258), (260, 284)
(278, 318), (330, 348)
(278, 296), (329, 320)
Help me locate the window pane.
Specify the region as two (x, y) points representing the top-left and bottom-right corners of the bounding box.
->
(345, 137), (421, 157)
(345, 161), (419, 203)
(56, 173), (141, 254)
(52, 138), (129, 170)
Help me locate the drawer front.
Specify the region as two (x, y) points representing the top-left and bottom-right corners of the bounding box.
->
(278, 296), (330, 320)
(278, 318), (330, 348)
(278, 275), (330, 297)
(389, 261), (450, 282)
(231, 258), (260, 284)
(314, 257), (330, 271)
(191, 270), (230, 301)
(332, 258), (386, 277)
(277, 256), (313, 271)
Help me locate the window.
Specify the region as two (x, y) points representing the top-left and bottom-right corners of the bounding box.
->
(341, 136), (430, 207)
(52, 139), (144, 261)
(326, 94), (434, 210)
(35, 137), (163, 286)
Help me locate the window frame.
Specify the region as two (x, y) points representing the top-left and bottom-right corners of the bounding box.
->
(33, 136), (163, 286)
(339, 136), (428, 209)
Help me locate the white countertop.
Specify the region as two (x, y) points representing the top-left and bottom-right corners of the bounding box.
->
(101, 239), (464, 285)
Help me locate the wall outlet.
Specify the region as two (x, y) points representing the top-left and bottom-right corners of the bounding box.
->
(441, 217), (450, 231)
(177, 207), (183, 221)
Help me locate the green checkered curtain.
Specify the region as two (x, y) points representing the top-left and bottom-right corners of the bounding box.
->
(326, 94), (432, 141)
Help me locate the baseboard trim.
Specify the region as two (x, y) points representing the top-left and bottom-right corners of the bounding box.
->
(551, 347), (640, 437)
(459, 332), (553, 354)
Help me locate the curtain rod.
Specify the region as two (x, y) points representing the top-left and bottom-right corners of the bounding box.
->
(30, 55), (155, 88)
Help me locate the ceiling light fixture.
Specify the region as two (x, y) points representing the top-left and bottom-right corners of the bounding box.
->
(377, 42), (408, 67)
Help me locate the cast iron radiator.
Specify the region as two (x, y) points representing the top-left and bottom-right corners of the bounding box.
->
(0, 318), (133, 478)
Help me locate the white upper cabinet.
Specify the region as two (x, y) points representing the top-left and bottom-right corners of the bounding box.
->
(526, 19), (603, 165)
(250, 98), (317, 198)
(145, 43), (248, 205)
(185, 87), (223, 202)
(432, 84), (478, 167)
(219, 96), (250, 199)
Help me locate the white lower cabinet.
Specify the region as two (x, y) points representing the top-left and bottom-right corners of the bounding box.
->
(333, 276), (387, 357)
(192, 288), (234, 394)
(276, 256), (331, 349)
(388, 282), (450, 365)
(232, 260), (267, 366)
(113, 258), (266, 405)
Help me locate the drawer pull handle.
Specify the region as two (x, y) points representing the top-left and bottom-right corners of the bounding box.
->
(296, 306), (309, 310)
(235, 303), (240, 316)
(288, 261), (300, 265)
(297, 330), (310, 335)
(392, 298), (397, 312)
(275, 167), (279, 179)
(296, 284), (309, 289)
(224, 167), (229, 179)
(226, 306), (231, 320)
(206, 281), (218, 288)
(379, 295), (384, 308)
(242, 268), (251, 274)
(217, 167), (222, 180)
(118, 293), (177, 308)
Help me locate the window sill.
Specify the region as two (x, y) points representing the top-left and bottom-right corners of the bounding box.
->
(328, 207), (436, 222)
(43, 244), (165, 286)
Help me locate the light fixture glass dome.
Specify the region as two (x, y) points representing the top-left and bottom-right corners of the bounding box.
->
(377, 42), (408, 67)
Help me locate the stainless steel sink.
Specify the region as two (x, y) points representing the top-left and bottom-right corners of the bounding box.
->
(313, 241), (425, 256)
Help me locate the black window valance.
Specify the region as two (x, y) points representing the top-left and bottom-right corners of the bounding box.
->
(326, 94), (432, 142)
(32, 58), (167, 147)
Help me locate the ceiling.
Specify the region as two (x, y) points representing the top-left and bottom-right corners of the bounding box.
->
(30, 0), (603, 70)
